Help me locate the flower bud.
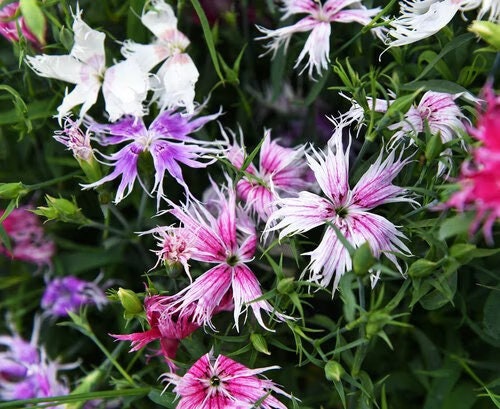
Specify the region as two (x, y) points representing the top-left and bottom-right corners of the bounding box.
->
(353, 242), (376, 276)
(0, 182), (29, 201)
(408, 259), (438, 278)
(425, 132), (443, 163)
(250, 333), (271, 355)
(277, 277), (295, 294)
(469, 21), (500, 50)
(34, 195), (89, 224)
(117, 288), (143, 316)
(324, 360), (345, 382)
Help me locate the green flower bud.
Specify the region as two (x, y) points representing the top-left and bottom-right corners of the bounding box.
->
(325, 360), (345, 382)
(353, 242), (376, 276)
(425, 132), (443, 163)
(117, 288), (143, 316)
(408, 259), (438, 278)
(277, 277), (295, 294)
(469, 20), (500, 50)
(250, 333), (271, 355)
(34, 195), (89, 224)
(0, 182), (29, 200)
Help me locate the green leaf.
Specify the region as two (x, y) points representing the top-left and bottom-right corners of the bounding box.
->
(190, 0), (224, 82)
(483, 291), (500, 341)
(19, 0), (46, 45)
(147, 389), (176, 408)
(438, 213), (475, 240)
(402, 80), (473, 97)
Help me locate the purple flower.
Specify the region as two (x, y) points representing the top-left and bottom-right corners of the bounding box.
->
(41, 276), (108, 318)
(0, 317), (71, 405)
(167, 182), (288, 331)
(226, 129), (313, 221)
(257, 0), (382, 78)
(162, 351), (290, 408)
(266, 136), (413, 292)
(82, 109), (223, 205)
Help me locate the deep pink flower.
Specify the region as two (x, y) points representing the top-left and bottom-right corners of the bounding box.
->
(0, 1), (44, 47)
(226, 129), (313, 221)
(257, 0), (381, 78)
(82, 109), (223, 205)
(168, 182), (288, 331)
(0, 207), (55, 266)
(112, 294), (232, 371)
(266, 136), (412, 291)
(446, 84), (500, 243)
(162, 351), (290, 408)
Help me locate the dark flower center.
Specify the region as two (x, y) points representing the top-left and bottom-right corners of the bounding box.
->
(210, 375), (221, 387)
(335, 207), (348, 218)
(226, 254), (239, 266)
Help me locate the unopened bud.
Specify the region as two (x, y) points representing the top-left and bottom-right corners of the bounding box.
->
(34, 195), (89, 224)
(469, 20), (500, 50)
(0, 182), (29, 201)
(117, 288), (143, 316)
(353, 242), (376, 276)
(408, 259), (438, 278)
(277, 277), (295, 294)
(250, 333), (271, 355)
(325, 360), (345, 382)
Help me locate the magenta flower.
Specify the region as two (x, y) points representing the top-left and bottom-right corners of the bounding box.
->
(226, 129), (313, 221)
(446, 84), (500, 244)
(266, 136), (412, 291)
(53, 116), (94, 162)
(0, 207), (55, 267)
(41, 275), (108, 318)
(0, 1), (44, 47)
(167, 182), (288, 331)
(81, 109), (223, 205)
(162, 351), (290, 408)
(257, 0), (381, 78)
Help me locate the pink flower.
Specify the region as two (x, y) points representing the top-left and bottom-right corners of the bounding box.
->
(226, 129), (313, 221)
(53, 116), (94, 162)
(81, 109), (223, 205)
(0, 207), (55, 266)
(266, 136), (412, 291)
(167, 182), (288, 331)
(446, 84), (500, 244)
(0, 1), (44, 47)
(162, 351), (290, 408)
(257, 0), (381, 78)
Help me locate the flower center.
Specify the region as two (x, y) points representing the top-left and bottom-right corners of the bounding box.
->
(335, 207), (348, 218)
(226, 254), (239, 266)
(210, 375), (221, 387)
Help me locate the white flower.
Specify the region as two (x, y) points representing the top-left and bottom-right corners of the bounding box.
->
(386, 0), (500, 48)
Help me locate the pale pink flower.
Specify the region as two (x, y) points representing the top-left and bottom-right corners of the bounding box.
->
(53, 116), (93, 162)
(81, 109), (223, 205)
(386, 0), (500, 48)
(0, 207), (55, 266)
(389, 91), (467, 174)
(162, 351), (290, 408)
(0, 1), (44, 47)
(257, 0), (381, 78)
(226, 129), (312, 221)
(446, 84), (500, 243)
(266, 135), (413, 291)
(168, 182), (288, 331)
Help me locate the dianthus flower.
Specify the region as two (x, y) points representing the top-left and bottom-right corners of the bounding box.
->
(122, 0), (199, 113)
(82, 109), (223, 205)
(167, 182), (288, 331)
(112, 294), (232, 371)
(41, 275), (108, 318)
(257, 0), (382, 78)
(0, 1), (44, 47)
(26, 8), (149, 122)
(386, 0), (500, 48)
(0, 317), (73, 406)
(0, 207), (55, 266)
(226, 129), (312, 221)
(266, 135), (412, 291)
(162, 351), (290, 408)
(446, 83), (500, 243)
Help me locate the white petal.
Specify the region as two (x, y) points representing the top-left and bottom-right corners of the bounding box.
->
(103, 59), (149, 122)
(57, 81), (101, 122)
(141, 0), (178, 39)
(121, 41), (169, 72)
(25, 55), (84, 84)
(153, 53), (199, 114)
(70, 11), (106, 70)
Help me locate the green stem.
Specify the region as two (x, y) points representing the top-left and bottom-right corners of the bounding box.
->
(26, 171), (81, 190)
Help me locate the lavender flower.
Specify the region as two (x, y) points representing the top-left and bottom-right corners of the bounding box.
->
(82, 109), (223, 205)
(266, 135), (413, 292)
(41, 276), (108, 318)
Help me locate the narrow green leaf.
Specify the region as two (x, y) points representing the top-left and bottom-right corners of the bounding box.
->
(19, 0), (46, 45)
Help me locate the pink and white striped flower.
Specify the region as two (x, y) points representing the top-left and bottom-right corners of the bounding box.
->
(81, 109), (223, 205)
(226, 129), (313, 221)
(386, 0), (500, 48)
(257, 0), (382, 78)
(167, 182), (288, 331)
(162, 351), (290, 408)
(266, 136), (412, 291)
